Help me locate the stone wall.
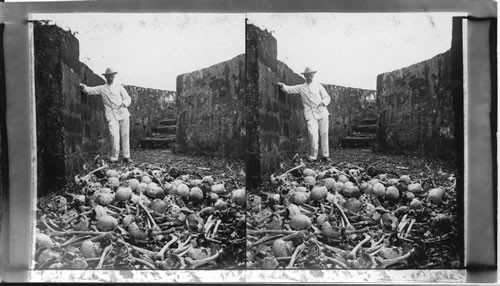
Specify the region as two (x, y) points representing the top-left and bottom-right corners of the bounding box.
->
(176, 54), (246, 158)
(35, 23), (110, 195)
(324, 85), (376, 145)
(246, 23), (310, 189)
(246, 23), (275, 189)
(124, 85), (176, 147)
(376, 46), (461, 160)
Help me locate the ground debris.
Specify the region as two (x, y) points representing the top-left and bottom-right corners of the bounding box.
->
(35, 149), (245, 270)
(247, 148), (460, 269)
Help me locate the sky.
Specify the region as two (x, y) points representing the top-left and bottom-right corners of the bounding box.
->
(33, 13), (459, 91)
(248, 13), (457, 90)
(33, 13), (246, 91)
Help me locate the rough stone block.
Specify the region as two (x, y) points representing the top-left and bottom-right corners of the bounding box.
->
(246, 24), (309, 189)
(376, 49), (459, 161)
(176, 54), (246, 158)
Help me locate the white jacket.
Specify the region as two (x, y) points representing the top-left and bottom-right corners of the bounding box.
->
(82, 82), (131, 122)
(281, 81), (331, 120)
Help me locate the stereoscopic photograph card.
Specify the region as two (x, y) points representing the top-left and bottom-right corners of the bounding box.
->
(0, 0), (497, 283)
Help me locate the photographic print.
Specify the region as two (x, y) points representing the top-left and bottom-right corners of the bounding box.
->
(0, 0), (496, 283)
(245, 13), (464, 271)
(32, 13), (246, 271)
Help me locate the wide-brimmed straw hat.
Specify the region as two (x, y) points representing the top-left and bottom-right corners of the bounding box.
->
(102, 67), (118, 75)
(301, 67), (317, 75)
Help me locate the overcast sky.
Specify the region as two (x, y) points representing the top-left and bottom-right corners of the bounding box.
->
(33, 13), (245, 91)
(248, 13), (457, 90)
(33, 13), (458, 91)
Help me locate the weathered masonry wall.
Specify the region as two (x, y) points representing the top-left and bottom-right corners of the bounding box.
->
(176, 54), (246, 158)
(124, 85), (176, 147)
(35, 23), (110, 196)
(246, 23), (309, 189)
(324, 85), (376, 145)
(376, 19), (462, 161)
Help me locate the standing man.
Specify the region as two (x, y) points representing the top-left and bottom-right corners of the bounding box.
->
(278, 67), (332, 162)
(80, 67), (133, 163)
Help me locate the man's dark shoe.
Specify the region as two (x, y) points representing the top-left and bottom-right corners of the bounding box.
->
(123, 158), (133, 164)
(322, 157), (333, 163)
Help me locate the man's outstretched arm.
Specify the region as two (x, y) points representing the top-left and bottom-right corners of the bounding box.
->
(80, 83), (103, 95)
(278, 82), (302, 94)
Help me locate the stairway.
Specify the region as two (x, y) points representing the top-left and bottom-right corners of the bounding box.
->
(139, 118), (177, 149)
(340, 118), (377, 148)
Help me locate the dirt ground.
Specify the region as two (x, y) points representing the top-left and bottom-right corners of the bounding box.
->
(131, 147), (457, 188)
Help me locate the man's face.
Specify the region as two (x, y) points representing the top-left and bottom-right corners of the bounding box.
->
(304, 73), (315, 83)
(105, 74), (115, 84)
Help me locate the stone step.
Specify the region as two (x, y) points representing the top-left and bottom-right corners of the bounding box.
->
(139, 136), (176, 149)
(159, 119), (177, 126)
(340, 136), (376, 148)
(352, 124), (377, 133)
(151, 125), (177, 134)
(359, 118), (377, 125)
(351, 132), (375, 138)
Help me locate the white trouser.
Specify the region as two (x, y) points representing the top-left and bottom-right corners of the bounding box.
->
(307, 116), (329, 159)
(108, 117), (130, 161)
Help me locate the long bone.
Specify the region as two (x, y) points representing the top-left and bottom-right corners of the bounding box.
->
(346, 233), (371, 260)
(286, 243), (306, 269)
(154, 234), (179, 261)
(184, 250), (220, 269)
(375, 249), (414, 269)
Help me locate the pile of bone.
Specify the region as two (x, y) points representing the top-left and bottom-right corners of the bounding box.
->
(35, 163), (246, 270)
(246, 163), (455, 269)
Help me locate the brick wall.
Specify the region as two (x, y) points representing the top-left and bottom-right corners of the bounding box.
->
(376, 38), (462, 160)
(124, 85), (176, 147)
(176, 54), (246, 158)
(324, 85), (376, 145)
